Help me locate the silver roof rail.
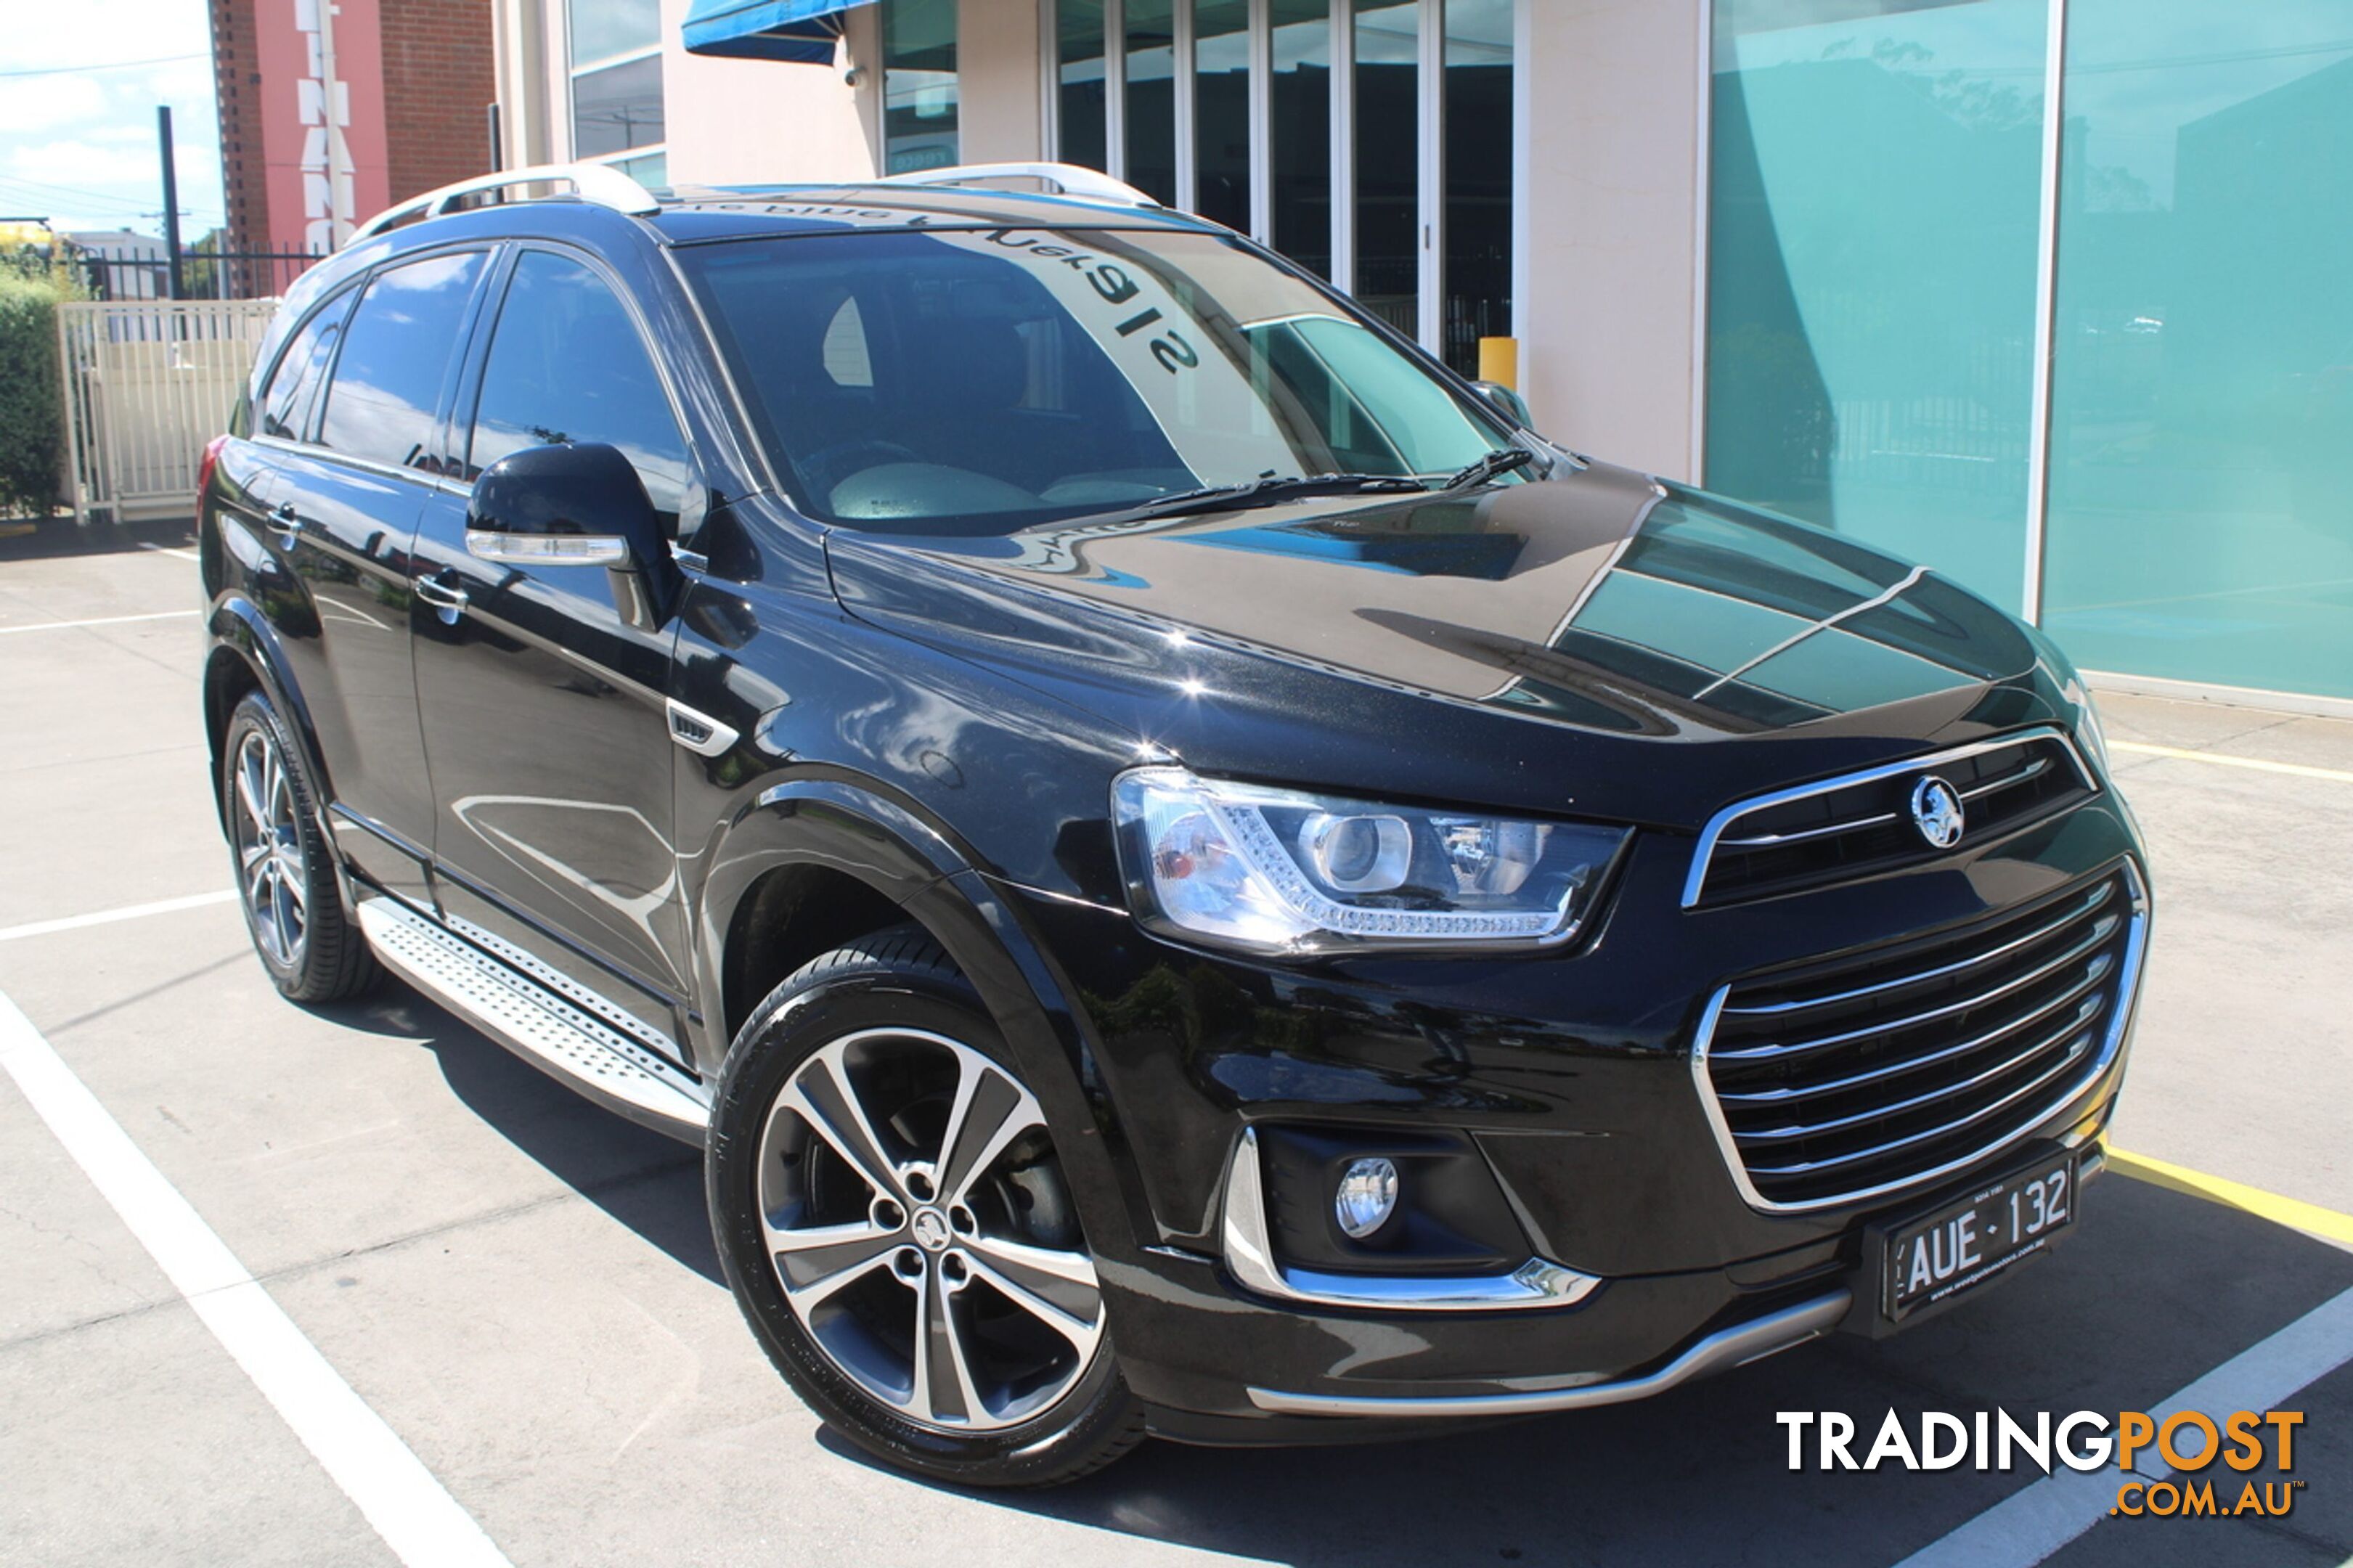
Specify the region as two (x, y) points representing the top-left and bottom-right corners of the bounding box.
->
(871, 161), (1158, 209)
(351, 163), (661, 242)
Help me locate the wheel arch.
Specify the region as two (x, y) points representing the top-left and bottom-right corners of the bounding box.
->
(693, 773), (1146, 1262)
(203, 600), (335, 839)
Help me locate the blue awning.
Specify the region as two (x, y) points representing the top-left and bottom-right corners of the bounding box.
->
(682, 0), (871, 63)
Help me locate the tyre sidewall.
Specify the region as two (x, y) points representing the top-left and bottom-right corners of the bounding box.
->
(221, 691), (349, 1002)
(708, 965), (1135, 1485)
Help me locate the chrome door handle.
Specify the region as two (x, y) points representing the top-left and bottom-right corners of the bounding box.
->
(266, 502), (301, 547)
(413, 574), (469, 624)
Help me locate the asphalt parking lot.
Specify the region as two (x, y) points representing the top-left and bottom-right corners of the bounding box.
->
(3, 520), (2350, 1568)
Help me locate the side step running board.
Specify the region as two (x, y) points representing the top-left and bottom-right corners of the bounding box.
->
(356, 897), (710, 1139)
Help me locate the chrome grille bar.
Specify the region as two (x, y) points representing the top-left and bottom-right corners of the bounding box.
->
(1681, 726), (2097, 908)
(1730, 1000), (2109, 1143)
(1690, 860), (2150, 1214)
(1739, 1030), (2097, 1178)
(1716, 984), (2108, 1106)
(1708, 921), (2116, 1063)
(1720, 879), (2115, 1018)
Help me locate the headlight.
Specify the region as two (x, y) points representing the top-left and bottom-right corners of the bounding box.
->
(2074, 688), (2111, 774)
(1112, 766), (1629, 954)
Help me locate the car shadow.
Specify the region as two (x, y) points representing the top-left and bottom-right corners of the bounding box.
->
(816, 1173), (2353, 1568)
(305, 981), (718, 1284)
(303, 979), (2353, 1566)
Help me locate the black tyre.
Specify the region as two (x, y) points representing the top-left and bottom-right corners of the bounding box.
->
(219, 690), (380, 1004)
(708, 924), (1144, 1487)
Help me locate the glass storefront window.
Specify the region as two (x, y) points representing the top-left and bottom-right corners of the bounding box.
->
(572, 54), (665, 158)
(1127, 0), (1178, 205)
(569, 0), (658, 67)
(1705, 0), (2048, 615)
(884, 0), (960, 175)
(1442, 0), (1512, 375)
(569, 0), (664, 160)
(1271, 0), (1333, 277)
(2040, 5), (2353, 697)
(1058, 0), (1108, 173)
(1194, 0), (1253, 232)
(1353, 0), (1419, 339)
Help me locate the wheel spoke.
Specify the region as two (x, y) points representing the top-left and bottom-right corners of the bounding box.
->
(964, 1232), (1100, 1293)
(274, 856), (307, 912)
(962, 1250), (1103, 1357)
(264, 748), (288, 830)
(937, 1061), (1043, 1207)
(913, 1270), (987, 1426)
(782, 1050), (908, 1205)
(240, 839), (271, 871)
(235, 745), (271, 836)
(269, 872), (298, 962)
(768, 1219), (900, 1310)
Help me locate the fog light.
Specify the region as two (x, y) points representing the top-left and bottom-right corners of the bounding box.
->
(1334, 1157), (1400, 1238)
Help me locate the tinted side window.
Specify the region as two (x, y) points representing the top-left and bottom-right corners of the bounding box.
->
(468, 250), (689, 521)
(258, 290), (355, 441)
(318, 250), (486, 473)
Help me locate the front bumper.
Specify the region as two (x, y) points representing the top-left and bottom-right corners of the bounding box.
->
(998, 791), (2149, 1433)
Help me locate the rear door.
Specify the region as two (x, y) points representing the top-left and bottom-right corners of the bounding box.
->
(407, 244), (698, 1026)
(268, 248), (493, 903)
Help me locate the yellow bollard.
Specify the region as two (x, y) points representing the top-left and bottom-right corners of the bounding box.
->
(1476, 335), (1519, 390)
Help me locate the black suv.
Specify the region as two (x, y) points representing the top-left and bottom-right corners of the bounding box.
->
(198, 163), (2150, 1487)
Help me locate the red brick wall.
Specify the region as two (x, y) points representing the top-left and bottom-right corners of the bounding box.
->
(208, 0), (272, 252)
(377, 0), (497, 205)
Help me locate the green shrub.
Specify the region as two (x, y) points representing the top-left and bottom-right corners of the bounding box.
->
(0, 261), (83, 518)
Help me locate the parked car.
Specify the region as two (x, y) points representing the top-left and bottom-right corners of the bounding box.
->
(197, 161), (2150, 1487)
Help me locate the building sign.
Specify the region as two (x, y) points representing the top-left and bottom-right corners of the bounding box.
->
(253, 0), (390, 255)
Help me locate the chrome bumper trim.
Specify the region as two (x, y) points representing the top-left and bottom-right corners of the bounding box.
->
(1245, 1289), (1853, 1417)
(1220, 1127), (1601, 1312)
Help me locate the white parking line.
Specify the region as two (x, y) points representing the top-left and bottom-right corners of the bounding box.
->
(138, 542), (203, 563)
(2108, 740), (2353, 785)
(0, 987), (513, 1568)
(0, 609), (200, 635)
(0, 889), (239, 944)
(1895, 1284), (2353, 1567)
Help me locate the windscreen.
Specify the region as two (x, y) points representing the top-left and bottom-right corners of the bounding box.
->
(678, 226), (1511, 534)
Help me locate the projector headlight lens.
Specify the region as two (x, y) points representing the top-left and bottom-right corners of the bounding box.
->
(1112, 766), (1628, 954)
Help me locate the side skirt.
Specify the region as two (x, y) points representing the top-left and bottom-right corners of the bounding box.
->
(355, 895), (710, 1142)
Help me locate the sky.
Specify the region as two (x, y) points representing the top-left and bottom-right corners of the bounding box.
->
(0, 1), (224, 241)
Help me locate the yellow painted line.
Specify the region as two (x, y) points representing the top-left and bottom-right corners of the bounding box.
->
(2107, 1146), (2353, 1248)
(2108, 739), (2353, 785)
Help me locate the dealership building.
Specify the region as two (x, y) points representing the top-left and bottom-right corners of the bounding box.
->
(485, 0), (2353, 710)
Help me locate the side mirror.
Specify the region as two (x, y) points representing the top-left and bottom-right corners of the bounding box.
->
(1472, 380), (1535, 432)
(468, 442), (683, 631)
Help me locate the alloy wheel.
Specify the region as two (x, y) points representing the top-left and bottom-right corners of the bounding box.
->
(757, 1028), (1106, 1433)
(232, 727), (307, 968)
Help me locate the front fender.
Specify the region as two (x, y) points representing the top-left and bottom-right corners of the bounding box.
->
(687, 773), (1158, 1264)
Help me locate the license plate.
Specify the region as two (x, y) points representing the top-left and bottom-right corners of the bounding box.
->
(1880, 1151), (2076, 1323)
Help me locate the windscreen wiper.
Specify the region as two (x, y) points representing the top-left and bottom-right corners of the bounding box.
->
(1127, 471), (1427, 521)
(1440, 446), (1538, 492)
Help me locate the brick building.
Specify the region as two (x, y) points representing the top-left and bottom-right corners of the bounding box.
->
(210, 0), (496, 258)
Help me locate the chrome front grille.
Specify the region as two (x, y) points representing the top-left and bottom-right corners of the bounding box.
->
(1684, 728), (2097, 907)
(1694, 864), (2147, 1212)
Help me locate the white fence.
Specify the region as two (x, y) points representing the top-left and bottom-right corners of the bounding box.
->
(57, 299), (277, 523)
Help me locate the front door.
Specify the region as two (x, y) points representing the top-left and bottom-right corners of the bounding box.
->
(408, 245), (698, 1024)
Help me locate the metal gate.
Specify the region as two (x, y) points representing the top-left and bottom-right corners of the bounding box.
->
(57, 298), (277, 523)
